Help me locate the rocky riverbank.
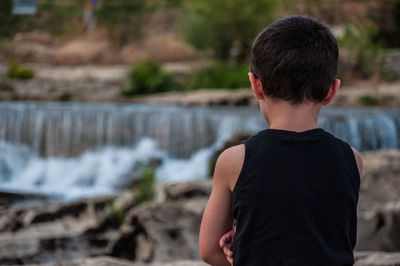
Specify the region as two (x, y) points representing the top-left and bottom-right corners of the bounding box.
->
(1, 149), (400, 265)
(1, 63), (400, 107)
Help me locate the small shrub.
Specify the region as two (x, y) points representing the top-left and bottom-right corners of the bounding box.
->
(134, 167), (156, 204)
(95, 0), (148, 44)
(59, 92), (73, 102)
(187, 62), (250, 90)
(182, 0), (276, 63)
(337, 23), (387, 80)
(0, 79), (14, 91)
(6, 60), (35, 80)
(359, 95), (380, 106)
(122, 61), (178, 96)
(106, 202), (126, 226)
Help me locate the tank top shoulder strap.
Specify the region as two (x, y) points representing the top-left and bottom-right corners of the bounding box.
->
(232, 133), (258, 197)
(331, 135), (361, 188)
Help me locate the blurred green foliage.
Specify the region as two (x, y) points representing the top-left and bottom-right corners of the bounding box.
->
(0, 0), (84, 39)
(122, 61), (178, 96)
(0, 79), (14, 91)
(95, 0), (148, 44)
(7, 60), (35, 80)
(182, 0), (276, 63)
(107, 204), (126, 226)
(59, 91), (74, 102)
(36, 0), (84, 37)
(372, 0), (400, 48)
(0, 0), (16, 38)
(95, 0), (183, 44)
(359, 95), (380, 106)
(187, 62), (250, 90)
(337, 23), (388, 80)
(2, 0), (400, 86)
(147, 0), (182, 9)
(134, 167), (156, 204)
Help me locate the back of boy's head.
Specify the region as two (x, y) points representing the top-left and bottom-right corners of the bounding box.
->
(251, 15), (338, 104)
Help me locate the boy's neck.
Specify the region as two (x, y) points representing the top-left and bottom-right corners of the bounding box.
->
(263, 98), (322, 132)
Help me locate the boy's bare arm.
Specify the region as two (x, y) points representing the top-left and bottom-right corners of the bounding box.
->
(199, 145), (244, 266)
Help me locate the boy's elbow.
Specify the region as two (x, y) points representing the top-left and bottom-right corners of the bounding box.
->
(200, 246), (212, 264)
(200, 253), (211, 265)
(200, 253), (217, 265)
(200, 247), (228, 266)
(200, 245), (217, 265)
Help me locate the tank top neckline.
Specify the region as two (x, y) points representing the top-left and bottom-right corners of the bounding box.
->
(261, 127), (326, 138)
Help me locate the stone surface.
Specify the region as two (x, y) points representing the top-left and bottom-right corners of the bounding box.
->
(121, 201), (203, 262)
(355, 251), (400, 266)
(1, 150), (400, 265)
(165, 180), (213, 201)
(136, 89), (257, 107)
(1, 61), (400, 106)
(0, 180), (210, 265)
(0, 196), (116, 265)
(24, 256), (207, 266)
(357, 201), (400, 252)
(358, 150), (400, 211)
(386, 49), (400, 80)
(354, 150), (400, 252)
(19, 252), (400, 266)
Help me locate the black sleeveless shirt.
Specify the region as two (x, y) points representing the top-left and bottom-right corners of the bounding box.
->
(231, 128), (360, 266)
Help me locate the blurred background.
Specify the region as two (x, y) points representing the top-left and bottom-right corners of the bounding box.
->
(0, 0), (400, 265)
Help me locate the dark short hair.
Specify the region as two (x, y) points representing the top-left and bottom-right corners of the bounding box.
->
(250, 15), (338, 104)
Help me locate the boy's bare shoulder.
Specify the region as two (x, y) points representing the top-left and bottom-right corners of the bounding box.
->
(215, 144), (245, 191)
(350, 146), (363, 177)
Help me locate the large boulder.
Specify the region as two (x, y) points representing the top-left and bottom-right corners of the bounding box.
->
(24, 256), (207, 266)
(355, 150), (400, 252)
(0, 180), (210, 265)
(115, 200), (203, 263)
(355, 251), (400, 266)
(357, 201), (400, 252)
(358, 150), (400, 211)
(164, 180), (212, 201)
(0, 196), (118, 265)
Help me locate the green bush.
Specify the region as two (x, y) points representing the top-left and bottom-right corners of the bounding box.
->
(0, 0), (84, 40)
(187, 62), (250, 90)
(107, 204), (126, 226)
(0, 0), (14, 39)
(359, 94), (380, 106)
(182, 0), (276, 63)
(337, 23), (387, 80)
(122, 61), (178, 96)
(36, 0), (83, 37)
(134, 167), (156, 204)
(59, 91), (74, 102)
(0, 79), (14, 91)
(371, 0), (400, 48)
(6, 60), (35, 80)
(95, 0), (148, 44)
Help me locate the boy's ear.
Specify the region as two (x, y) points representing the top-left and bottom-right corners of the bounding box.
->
(322, 79), (340, 105)
(249, 72), (264, 100)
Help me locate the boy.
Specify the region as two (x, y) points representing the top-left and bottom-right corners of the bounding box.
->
(199, 16), (363, 266)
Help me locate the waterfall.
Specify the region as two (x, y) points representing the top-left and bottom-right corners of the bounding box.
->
(0, 102), (399, 200)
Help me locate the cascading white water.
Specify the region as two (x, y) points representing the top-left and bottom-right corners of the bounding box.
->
(0, 102), (399, 200)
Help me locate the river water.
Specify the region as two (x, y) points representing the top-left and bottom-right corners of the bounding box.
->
(0, 102), (399, 199)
